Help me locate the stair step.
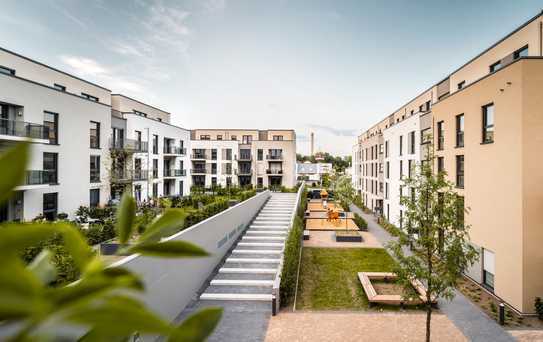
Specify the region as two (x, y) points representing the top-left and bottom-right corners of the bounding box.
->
(226, 258), (280, 263)
(219, 267), (277, 274)
(200, 293), (273, 301)
(246, 230), (287, 235)
(232, 249), (282, 255)
(210, 279), (274, 286)
(242, 236), (285, 241)
(238, 242), (284, 247)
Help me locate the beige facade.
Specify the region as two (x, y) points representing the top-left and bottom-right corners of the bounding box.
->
(353, 12), (543, 313)
(191, 129), (297, 188)
(111, 94), (171, 123)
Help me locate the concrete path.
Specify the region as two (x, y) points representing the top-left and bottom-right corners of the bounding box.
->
(350, 204), (515, 342)
(172, 193), (298, 342)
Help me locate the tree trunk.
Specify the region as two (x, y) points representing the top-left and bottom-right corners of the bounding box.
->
(426, 302), (432, 342)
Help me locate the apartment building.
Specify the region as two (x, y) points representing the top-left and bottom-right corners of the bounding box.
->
(190, 129), (296, 188)
(109, 95), (191, 202)
(296, 162), (333, 186)
(0, 47), (111, 221)
(352, 12), (543, 314)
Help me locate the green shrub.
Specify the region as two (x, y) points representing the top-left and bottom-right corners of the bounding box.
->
(239, 190), (256, 201)
(353, 213), (368, 231)
(536, 297), (543, 320)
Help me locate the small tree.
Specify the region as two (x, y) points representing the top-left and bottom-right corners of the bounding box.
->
(386, 150), (478, 342)
(332, 175), (355, 211)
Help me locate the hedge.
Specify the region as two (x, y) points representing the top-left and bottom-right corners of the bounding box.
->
(280, 187), (307, 307)
(353, 213), (368, 231)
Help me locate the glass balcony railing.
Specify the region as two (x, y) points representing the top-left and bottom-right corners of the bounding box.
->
(191, 153), (208, 159)
(191, 168), (207, 174)
(237, 169), (252, 175)
(163, 169), (187, 177)
(267, 154), (283, 160)
(164, 146), (186, 155)
(23, 170), (55, 185)
(109, 139), (148, 152)
(266, 169), (283, 175)
(0, 118), (50, 140)
(110, 169), (149, 182)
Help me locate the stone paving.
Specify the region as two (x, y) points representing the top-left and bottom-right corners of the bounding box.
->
(350, 204), (515, 342)
(265, 311), (466, 342)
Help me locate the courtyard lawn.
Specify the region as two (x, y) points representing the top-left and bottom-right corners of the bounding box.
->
(295, 247), (397, 310)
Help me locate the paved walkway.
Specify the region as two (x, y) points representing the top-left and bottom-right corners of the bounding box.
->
(350, 205), (515, 342)
(265, 311), (466, 342)
(173, 193), (298, 342)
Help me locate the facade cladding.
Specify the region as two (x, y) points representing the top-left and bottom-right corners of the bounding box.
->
(352, 12), (543, 314)
(0, 47), (296, 223)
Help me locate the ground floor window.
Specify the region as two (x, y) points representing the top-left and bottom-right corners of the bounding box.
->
(134, 185), (142, 202)
(211, 177), (217, 187)
(179, 181), (184, 196)
(257, 177), (263, 188)
(226, 177), (232, 187)
(483, 248), (495, 290)
(153, 183), (158, 198)
(43, 192), (58, 221)
(89, 189), (100, 207)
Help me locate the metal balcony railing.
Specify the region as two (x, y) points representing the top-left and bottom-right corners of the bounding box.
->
(266, 169), (283, 175)
(109, 139), (148, 152)
(267, 154), (283, 160)
(0, 118), (50, 140)
(191, 153), (208, 160)
(237, 154), (252, 161)
(191, 168), (207, 174)
(163, 169), (187, 177)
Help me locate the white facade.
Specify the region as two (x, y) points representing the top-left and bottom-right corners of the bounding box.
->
(1, 49), (111, 221)
(352, 143), (362, 194)
(189, 139), (238, 188)
(382, 113), (421, 228)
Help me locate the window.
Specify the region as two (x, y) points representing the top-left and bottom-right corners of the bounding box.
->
(90, 121), (100, 148)
(90, 189), (100, 208)
(399, 135), (403, 156)
(409, 131), (415, 154)
(425, 101), (431, 111)
(53, 83), (66, 91)
(157, 118), (162, 122)
(211, 149), (217, 160)
(399, 160), (403, 178)
(437, 157), (444, 174)
(90, 155), (100, 182)
(483, 249), (495, 290)
(257, 149), (263, 161)
(153, 183), (158, 198)
(408, 160), (412, 178)
(513, 45), (528, 59)
(44, 111), (58, 144)
(81, 93), (99, 102)
(385, 140), (389, 158)
(455, 114), (464, 147)
(386, 161), (390, 179)
(153, 159), (158, 178)
(257, 177), (263, 188)
(135, 131), (142, 150)
(211, 177), (217, 187)
(217, 135), (223, 140)
(420, 128), (431, 145)
(0, 65), (16, 75)
(482, 103), (494, 143)
(153, 134), (158, 154)
(43, 193), (58, 221)
(231, 135), (237, 141)
(457, 81), (466, 90)
(385, 183), (389, 199)
(437, 121), (444, 150)
(225, 148), (232, 161)
(43, 152), (58, 184)
(200, 135), (210, 140)
(419, 105), (423, 112)
(242, 135), (252, 144)
(489, 61), (501, 73)
(456, 195), (464, 228)
(456, 155), (464, 188)
(273, 135), (283, 141)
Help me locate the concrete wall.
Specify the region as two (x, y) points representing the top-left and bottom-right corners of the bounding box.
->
(111, 190), (271, 322)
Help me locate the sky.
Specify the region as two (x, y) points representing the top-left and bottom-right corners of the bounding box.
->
(1, 0), (542, 155)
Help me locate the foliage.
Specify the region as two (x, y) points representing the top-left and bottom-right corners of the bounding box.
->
(353, 213), (368, 231)
(331, 175), (356, 210)
(0, 143), (222, 341)
(386, 149), (478, 342)
(280, 186), (306, 306)
(296, 152), (352, 173)
(321, 173), (331, 188)
(84, 220), (116, 246)
(353, 194), (364, 208)
(535, 297), (543, 320)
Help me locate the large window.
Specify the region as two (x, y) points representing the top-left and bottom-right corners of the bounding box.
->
(257, 149), (263, 161)
(513, 45), (528, 59)
(0, 65), (16, 75)
(385, 140), (389, 158)
(90, 155), (100, 183)
(455, 114), (464, 147)
(211, 149), (217, 160)
(483, 249), (495, 290)
(437, 156), (444, 174)
(43, 152), (58, 184)
(386, 161), (389, 179)
(456, 155), (464, 188)
(90, 189), (100, 208)
(437, 121), (444, 150)
(81, 93), (99, 102)
(409, 131), (415, 154)
(272, 135), (283, 141)
(482, 104), (494, 143)
(420, 128), (431, 145)
(90, 121), (100, 148)
(153, 134), (158, 154)
(44, 111), (58, 144)
(43, 193), (58, 221)
(399, 135), (403, 156)
(489, 61), (501, 73)
(242, 135), (252, 144)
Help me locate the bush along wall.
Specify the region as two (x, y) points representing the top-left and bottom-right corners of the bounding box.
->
(353, 213), (368, 231)
(280, 187), (307, 307)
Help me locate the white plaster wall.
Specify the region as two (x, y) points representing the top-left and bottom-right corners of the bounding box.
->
(190, 140), (239, 187)
(383, 113), (421, 227)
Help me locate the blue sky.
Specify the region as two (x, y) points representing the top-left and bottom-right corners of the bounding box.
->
(1, 0), (541, 155)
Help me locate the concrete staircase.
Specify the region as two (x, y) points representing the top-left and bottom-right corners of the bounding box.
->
(199, 192), (297, 302)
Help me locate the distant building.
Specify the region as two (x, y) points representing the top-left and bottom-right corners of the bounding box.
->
(297, 162), (332, 186)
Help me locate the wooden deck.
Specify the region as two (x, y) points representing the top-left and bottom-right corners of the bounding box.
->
(307, 202), (344, 212)
(305, 218), (358, 231)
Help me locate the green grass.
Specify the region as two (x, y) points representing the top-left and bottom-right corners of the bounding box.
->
(295, 247), (397, 310)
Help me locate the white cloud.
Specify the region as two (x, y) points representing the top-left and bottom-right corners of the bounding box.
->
(60, 56), (107, 76)
(204, 0), (226, 12)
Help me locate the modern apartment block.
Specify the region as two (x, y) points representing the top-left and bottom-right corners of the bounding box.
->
(110, 94), (190, 202)
(0, 47), (191, 220)
(190, 129), (296, 188)
(0, 47), (111, 221)
(352, 12), (543, 314)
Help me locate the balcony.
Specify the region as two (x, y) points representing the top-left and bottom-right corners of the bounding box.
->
(266, 154), (283, 161)
(237, 169), (252, 176)
(163, 146), (187, 156)
(109, 139), (148, 153)
(266, 169), (283, 175)
(191, 167), (207, 175)
(237, 154), (252, 161)
(163, 169), (187, 177)
(0, 118), (50, 143)
(15, 170), (55, 190)
(191, 153), (208, 160)
(110, 169), (149, 183)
